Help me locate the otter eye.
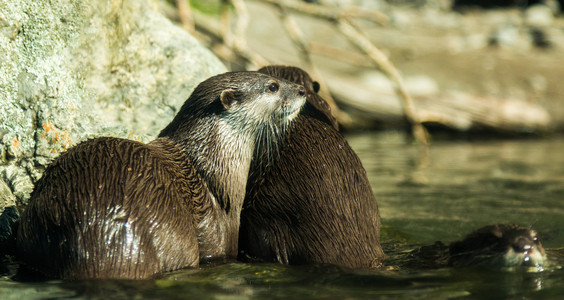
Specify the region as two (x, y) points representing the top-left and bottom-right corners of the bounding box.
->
(312, 81), (320, 93)
(268, 82), (279, 93)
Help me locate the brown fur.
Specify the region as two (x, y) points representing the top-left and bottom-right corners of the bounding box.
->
(17, 71), (306, 279)
(17, 137), (200, 279)
(239, 66), (384, 268)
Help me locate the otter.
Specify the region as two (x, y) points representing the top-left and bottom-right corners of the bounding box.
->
(238, 66), (385, 269)
(449, 224), (546, 268)
(16, 71), (306, 280)
(390, 224), (547, 270)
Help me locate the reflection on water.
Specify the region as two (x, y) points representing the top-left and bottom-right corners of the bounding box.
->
(2, 131), (564, 299)
(347, 132), (564, 248)
(2, 261), (563, 299)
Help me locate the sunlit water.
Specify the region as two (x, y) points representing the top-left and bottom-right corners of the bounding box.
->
(2, 131), (563, 299)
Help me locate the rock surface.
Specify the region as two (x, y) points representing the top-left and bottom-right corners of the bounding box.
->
(0, 0), (226, 210)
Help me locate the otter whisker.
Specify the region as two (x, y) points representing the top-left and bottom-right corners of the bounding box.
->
(269, 122), (281, 160)
(255, 125), (264, 161)
(252, 125), (263, 174)
(255, 122), (275, 166)
(267, 123), (274, 163)
(268, 124), (276, 159)
(256, 123), (265, 158)
(264, 123), (273, 164)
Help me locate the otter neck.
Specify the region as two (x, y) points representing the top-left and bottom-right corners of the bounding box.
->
(168, 116), (257, 258)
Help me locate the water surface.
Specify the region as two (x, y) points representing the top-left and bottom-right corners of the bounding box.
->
(2, 131), (563, 299)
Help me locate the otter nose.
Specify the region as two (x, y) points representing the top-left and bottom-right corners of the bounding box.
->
(512, 237), (533, 253)
(298, 86), (306, 97)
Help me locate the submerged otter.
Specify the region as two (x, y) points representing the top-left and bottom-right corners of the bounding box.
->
(449, 224), (546, 268)
(390, 224), (547, 270)
(16, 72), (306, 279)
(238, 66), (385, 268)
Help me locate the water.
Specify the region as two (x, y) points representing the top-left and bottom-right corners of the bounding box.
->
(2, 131), (563, 299)
(349, 132), (564, 248)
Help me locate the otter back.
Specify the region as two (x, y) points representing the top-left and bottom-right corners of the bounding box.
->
(17, 137), (200, 279)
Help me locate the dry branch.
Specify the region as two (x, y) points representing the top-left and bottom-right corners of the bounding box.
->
(224, 0), (269, 68)
(259, 0), (389, 25)
(308, 42), (372, 67)
(176, 0), (195, 34)
(276, 5), (352, 125)
(336, 18), (429, 145)
(258, 0), (428, 144)
(169, 0), (430, 143)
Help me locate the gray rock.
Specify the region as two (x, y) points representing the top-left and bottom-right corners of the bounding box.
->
(0, 179), (18, 209)
(0, 0), (227, 208)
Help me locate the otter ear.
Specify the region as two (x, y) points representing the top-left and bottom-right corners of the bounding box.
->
(220, 89), (237, 109)
(312, 81), (320, 93)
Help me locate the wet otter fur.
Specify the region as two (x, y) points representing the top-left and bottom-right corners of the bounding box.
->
(238, 66), (384, 268)
(16, 71), (306, 279)
(17, 137), (200, 279)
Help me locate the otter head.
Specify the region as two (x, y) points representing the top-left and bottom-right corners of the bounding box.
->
(218, 72), (307, 135)
(258, 65), (338, 130)
(160, 71), (306, 145)
(159, 71), (306, 195)
(449, 224), (547, 269)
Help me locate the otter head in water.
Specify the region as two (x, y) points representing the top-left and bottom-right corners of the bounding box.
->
(449, 224), (547, 268)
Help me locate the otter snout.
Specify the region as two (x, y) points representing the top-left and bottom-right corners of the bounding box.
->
(278, 83), (307, 121)
(289, 84), (307, 107)
(508, 231), (546, 267)
(281, 83), (306, 101)
(512, 236), (535, 254)
(298, 86), (306, 97)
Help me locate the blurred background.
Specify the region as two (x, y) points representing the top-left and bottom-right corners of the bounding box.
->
(2, 1), (564, 298)
(160, 0), (564, 136)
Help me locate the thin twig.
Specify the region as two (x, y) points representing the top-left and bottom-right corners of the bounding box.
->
(309, 42), (373, 67)
(277, 5), (352, 126)
(176, 0), (195, 35)
(259, 0), (389, 25)
(336, 17), (429, 145)
(220, 0), (234, 48)
(158, 0), (254, 68)
(259, 0), (428, 142)
(230, 0), (269, 68)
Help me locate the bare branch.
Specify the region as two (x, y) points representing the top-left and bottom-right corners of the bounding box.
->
(277, 5), (352, 125)
(220, 0), (234, 48)
(258, 0), (389, 25)
(176, 0), (195, 35)
(309, 42), (372, 67)
(336, 17), (429, 145)
(256, 0), (428, 142)
(229, 0), (270, 68)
